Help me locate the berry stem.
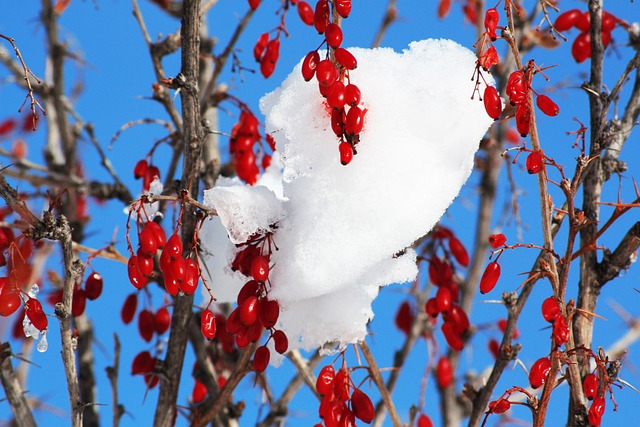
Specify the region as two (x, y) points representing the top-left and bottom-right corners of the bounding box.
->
(359, 340), (402, 427)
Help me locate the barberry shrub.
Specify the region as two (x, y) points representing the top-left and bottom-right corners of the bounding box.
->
(0, 1), (639, 427)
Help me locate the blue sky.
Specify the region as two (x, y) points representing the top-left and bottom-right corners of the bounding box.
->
(1, 1), (639, 426)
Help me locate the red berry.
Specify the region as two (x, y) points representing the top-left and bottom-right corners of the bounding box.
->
(394, 300), (413, 335)
(417, 414), (434, 427)
(554, 9), (582, 32)
(483, 86), (502, 120)
(133, 159), (148, 179)
(131, 350), (154, 375)
(253, 345), (270, 372)
(435, 286), (452, 313)
(313, 0), (329, 34)
(529, 357), (552, 389)
(506, 70), (527, 105)
(145, 221), (166, 249)
(583, 373), (599, 400)
(250, 255), (269, 282)
(191, 380), (207, 404)
(575, 11), (590, 32)
(84, 271), (103, 300)
(497, 318), (519, 339)
(258, 298), (280, 328)
(588, 395), (605, 426)
(344, 84), (361, 106)
(315, 59), (338, 87)
(239, 295), (259, 326)
(154, 307), (171, 334)
(181, 258), (199, 294)
(425, 298), (439, 318)
(237, 280), (260, 306)
(0, 291), (21, 317)
(25, 298), (47, 331)
(201, 309), (217, 340)
(165, 232), (183, 259)
(128, 255), (148, 289)
(331, 108), (345, 136)
(333, 368), (350, 402)
(488, 398), (511, 414)
(536, 94), (559, 116)
(301, 50), (320, 82)
(526, 150), (544, 174)
(479, 261), (500, 294)
(334, 0), (351, 18)
(541, 296), (561, 322)
(324, 23), (343, 48)
(138, 309), (155, 342)
(253, 33), (269, 62)
(226, 308), (243, 335)
(571, 32), (591, 63)
(443, 304), (470, 334)
(345, 106), (365, 135)
(297, 1), (314, 25)
(448, 236), (469, 267)
(602, 11), (619, 32)
(441, 321), (464, 351)
(479, 45), (499, 71)
(552, 314), (570, 345)
(515, 102), (531, 137)
(488, 233), (506, 248)
(488, 338), (500, 359)
(326, 81), (346, 109)
(272, 329), (288, 354)
(338, 141), (353, 166)
(436, 356), (453, 388)
(121, 293), (137, 324)
(248, 0), (260, 10)
(334, 48), (357, 70)
(351, 388), (374, 423)
(71, 288), (87, 317)
(142, 165), (160, 191)
(316, 365), (335, 395)
(484, 8), (500, 40)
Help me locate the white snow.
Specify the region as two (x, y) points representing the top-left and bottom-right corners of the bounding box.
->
(201, 39), (493, 353)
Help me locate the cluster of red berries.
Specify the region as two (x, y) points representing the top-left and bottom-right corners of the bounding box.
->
(554, 9), (622, 63)
(297, 1), (364, 166)
(190, 363), (227, 404)
(133, 159), (161, 192)
(131, 349), (160, 389)
(479, 233), (507, 294)
(314, 363), (375, 426)
(253, 32), (280, 79)
(229, 109), (274, 186)
(437, 0), (481, 24)
(583, 370), (606, 426)
(213, 232), (288, 372)
(541, 295), (570, 346)
(120, 292), (171, 340)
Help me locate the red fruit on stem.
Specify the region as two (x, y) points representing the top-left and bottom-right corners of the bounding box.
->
(25, 298), (47, 331)
(541, 296), (561, 322)
(351, 388), (374, 423)
(583, 373), (599, 400)
(526, 150), (544, 174)
(326, 81), (346, 109)
(435, 286), (452, 313)
(133, 159), (148, 179)
(344, 84), (361, 107)
(334, 0), (351, 18)
(324, 23), (343, 48)
(443, 304), (470, 333)
(448, 236), (469, 267)
(484, 8), (500, 40)
(248, 0), (260, 10)
(506, 70), (527, 105)
(483, 86), (502, 120)
(417, 414), (434, 427)
(529, 357), (552, 389)
(128, 255), (148, 289)
(488, 398), (511, 414)
(201, 309), (217, 340)
(121, 293), (137, 324)
(253, 345), (270, 372)
(602, 11), (619, 32)
(488, 338), (500, 359)
(479, 45), (499, 71)
(437, 0), (452, 19)
(572, 32), (591, 63)
(575, 11), (590, 32)
(313, 0), (329, 34)
(272, 329), (289, 354)
(515, 102), (531, 137)
(436, 356), (453, 388)
(331, 108), (345, 136)
(131, 350), (154, 375)
(250, 256), (269, 282)
(237, 280), (260, 306)
(333, 368), (350, 402)
(165, 232), (183, 259)
(394, 300), (413, 335)
(142, 165), (160, 190)
(71, 288), (87, 317)
(138, 309), (155, 342)
(316, 365), (336, 395)
(146, 221), (166, 249)
(240, 295), (259, 326)
(588, 395), (605, 426)
(258, 298), (280, 328)
(536, 94), (559, 116)
(554, 9), (583, 32)
(338, 141), (353, 166)
(154, 307), (171, 334)
(181, 258), (199, 294)
(345, 106), (365, 135)
(297, 1), (314, 26)
(0, 291), (21, 317)
(301, 50), (320, 81)
(191, 380), (207, 404)
(334, 48), (357, 70)
(488, 233), (506, 248)
(253, 33), (269, 62)
(84, 271), (103, 300)
(316, 59), (338, 87)
(552, 314), (570, 345)
(479, 261), (500, 294)
(441, 321), (464, 351)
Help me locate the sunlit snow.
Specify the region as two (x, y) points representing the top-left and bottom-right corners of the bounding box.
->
(201, 39), (493, 353)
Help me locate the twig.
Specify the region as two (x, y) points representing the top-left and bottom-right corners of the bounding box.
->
(359, 340), (402, 427)
(0, 342), (37, 427)
(106, 334), (124, 427)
